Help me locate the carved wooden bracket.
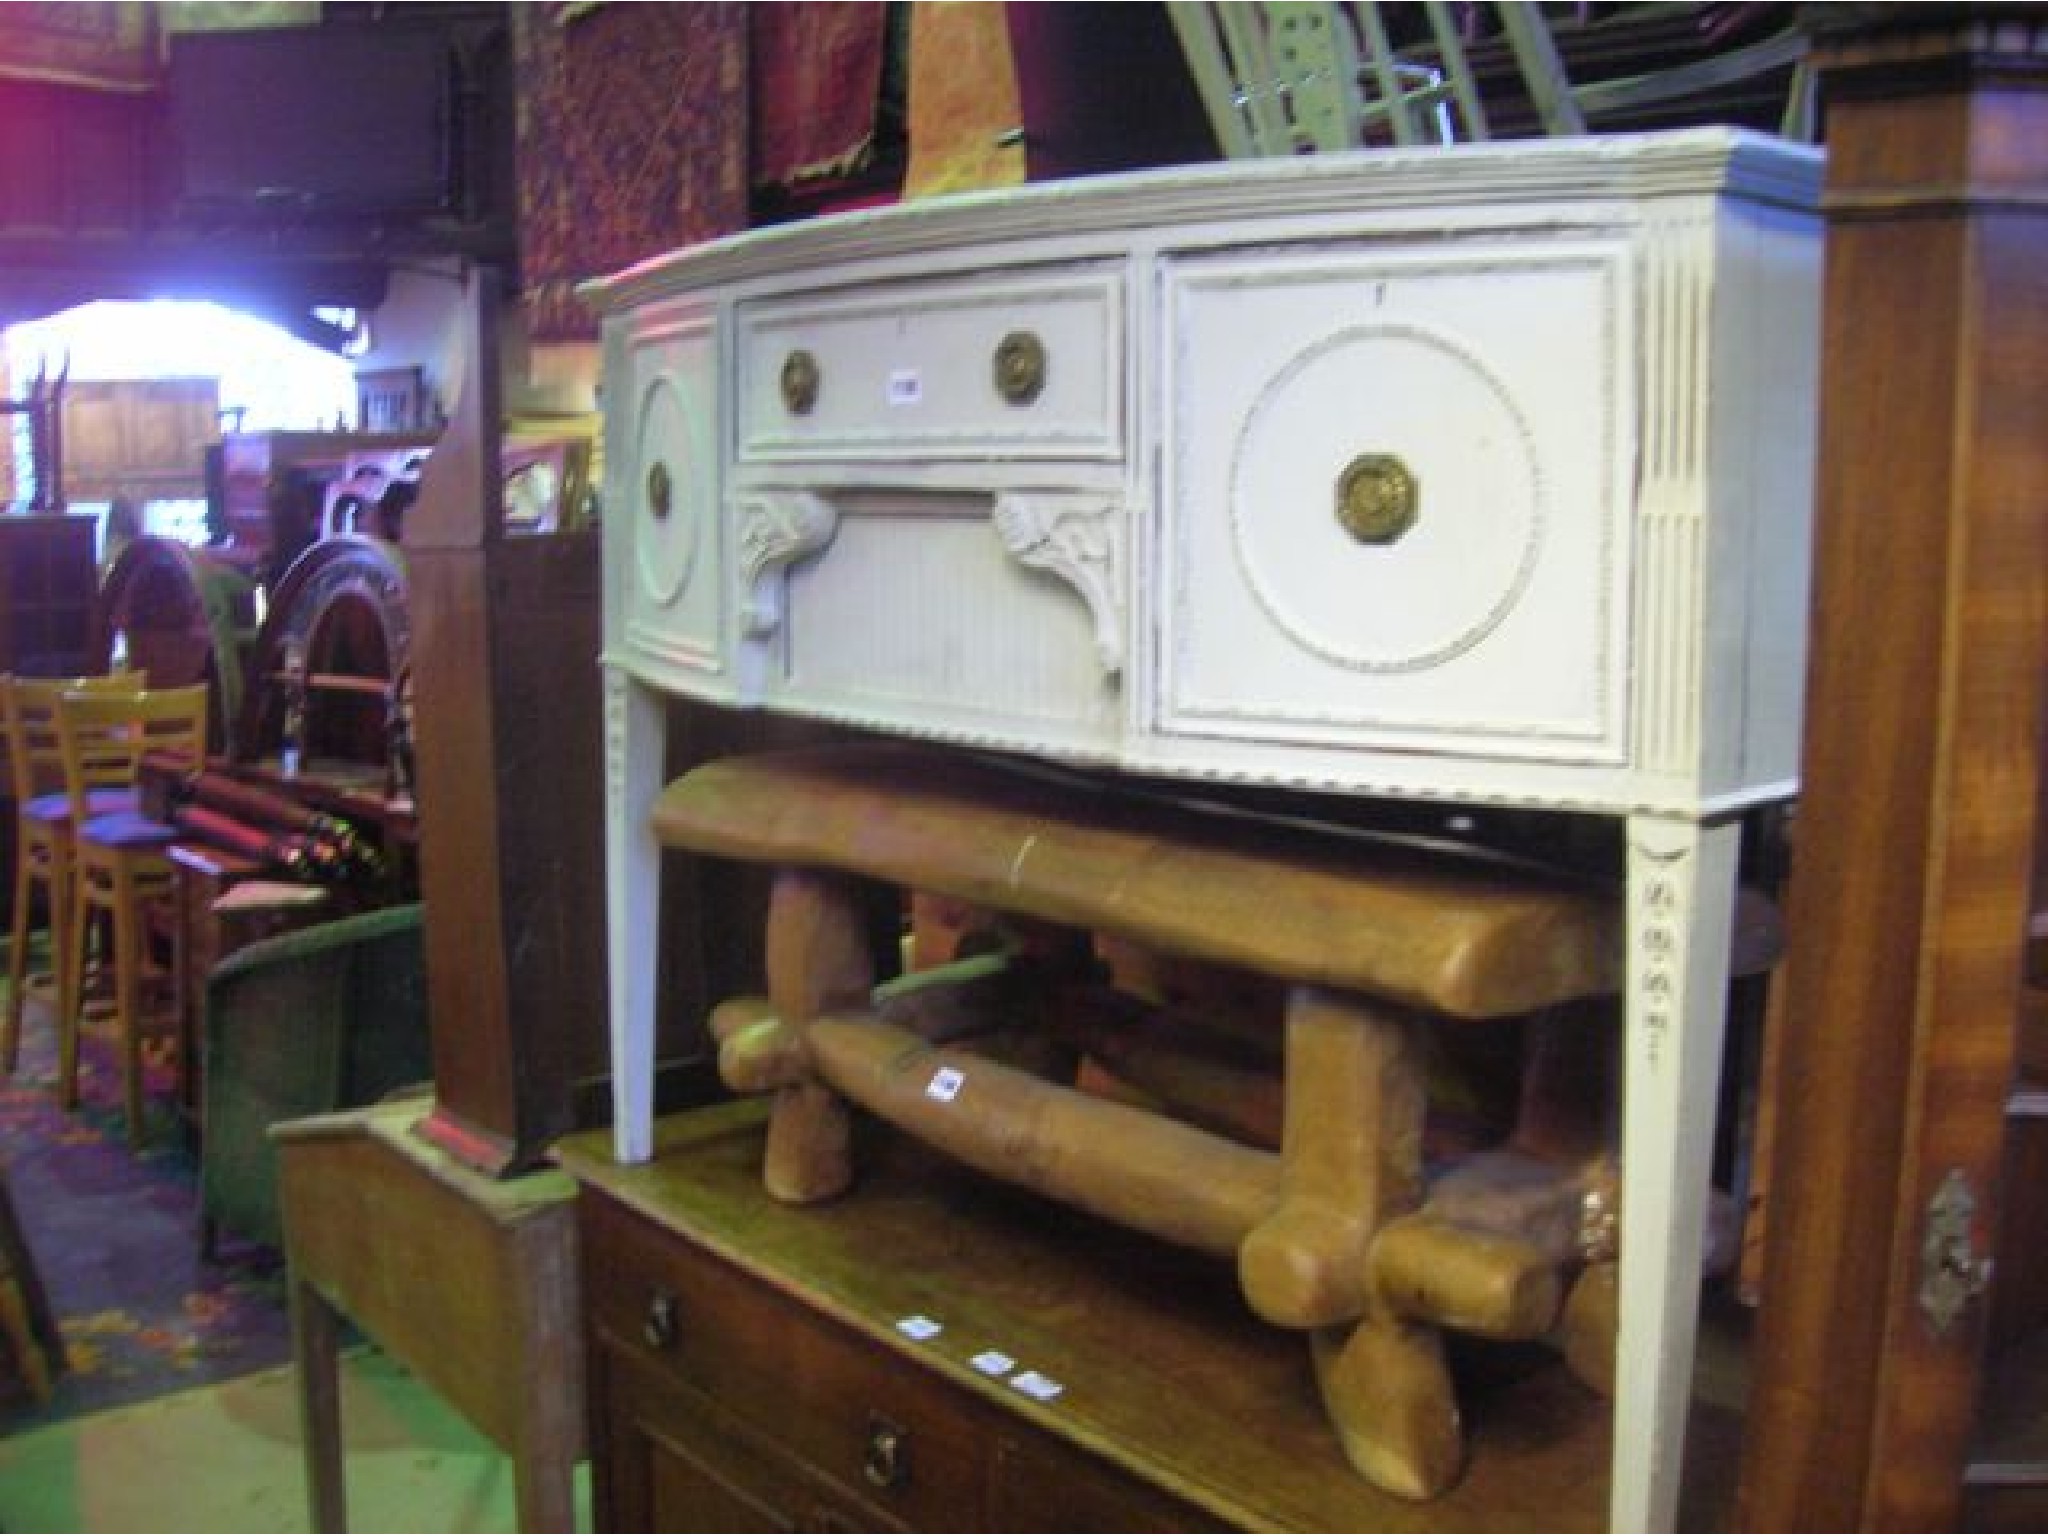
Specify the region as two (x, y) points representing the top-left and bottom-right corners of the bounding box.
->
(991, 492), (1124, 676)
(736, 490), (839, 637)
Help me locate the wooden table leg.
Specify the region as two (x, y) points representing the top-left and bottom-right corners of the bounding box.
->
(291, 1273), (347, 1533)
(511, 1434), (579, 1534)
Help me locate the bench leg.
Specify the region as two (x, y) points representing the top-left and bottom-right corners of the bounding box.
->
(760, 868), (875, 1203)
(1239, 985), (1426, 1328)
(1311, 1307), (1463, 1501)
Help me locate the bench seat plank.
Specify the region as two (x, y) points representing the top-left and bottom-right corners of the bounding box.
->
(652, 745), (1623, 1020)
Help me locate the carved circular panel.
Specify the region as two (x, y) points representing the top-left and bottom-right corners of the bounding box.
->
(634, 375), (701, 606)
(1229, 324), (1543, 673)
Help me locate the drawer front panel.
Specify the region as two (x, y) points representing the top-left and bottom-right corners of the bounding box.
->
(587, 1198), (987, 1529)
(605, 1342), (911, 1532)
(1159, 240), (1633, 766)
(737, 271), (1123, 462)
(620, 305), (728, 695)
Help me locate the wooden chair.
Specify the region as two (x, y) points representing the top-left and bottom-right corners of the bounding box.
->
(1, 671), (147, 1085)
(1167, 3), (1815, 157)
(57, 683), (209, 1144)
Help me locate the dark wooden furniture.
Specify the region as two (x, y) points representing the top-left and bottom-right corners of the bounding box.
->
(0, 513), (97, 677)
(168, 841), (330, 1135)
(90, 536), (259, 755)
(277, 1096), (583, 1533)
(559, 1102), (1741, 1533)
(405, 267), (614, 1174)
(213, 431), (434, 586)
(1738, 9), (2048, 1532)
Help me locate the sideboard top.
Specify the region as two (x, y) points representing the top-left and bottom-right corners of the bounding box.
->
(582, 127), (1823, 314)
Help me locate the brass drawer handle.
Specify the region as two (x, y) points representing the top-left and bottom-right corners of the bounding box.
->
(862, 1413), (910, 1491)
(781, 349), (820, 414)
(641, 1289), (678, 1350)
(646, 461), (672, 522)
(1336, 452), (1419, 545)
(993, 330), (1046, 406)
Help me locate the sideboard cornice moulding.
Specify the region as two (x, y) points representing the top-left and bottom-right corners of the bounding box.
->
(587, 130), (1821, 310)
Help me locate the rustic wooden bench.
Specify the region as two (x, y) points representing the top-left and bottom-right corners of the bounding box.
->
(652, 742), (1631, 1500)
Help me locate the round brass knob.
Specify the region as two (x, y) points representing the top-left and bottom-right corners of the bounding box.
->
(781, 349), (820, 414)
(1336, 453), (1419, 545)
(645, 461), (672, 522)
(993, 331), (1046, 406)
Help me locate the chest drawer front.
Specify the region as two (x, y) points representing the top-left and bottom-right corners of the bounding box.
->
(736, 270), (1124, 463)
(1157, 239), (1633, 768)
(586, 1197), (988, 1528)
(618, 304), (730, 698)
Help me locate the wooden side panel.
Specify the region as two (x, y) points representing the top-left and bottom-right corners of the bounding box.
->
(1739, 27), (2048, 1532)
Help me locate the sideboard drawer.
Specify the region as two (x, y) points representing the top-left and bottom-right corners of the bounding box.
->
(735, 269), (1124, 463)
(587, 1194), (987, 1529)
(1158, 239), (1632, 767)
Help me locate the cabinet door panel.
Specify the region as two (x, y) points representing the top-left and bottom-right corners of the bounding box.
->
(619, 302), (729, 698)
(1161, 241), (1631, 766)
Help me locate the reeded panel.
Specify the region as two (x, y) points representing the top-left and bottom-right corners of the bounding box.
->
(1159, 240), (1632, 766)
(763, 488), (1123, 756)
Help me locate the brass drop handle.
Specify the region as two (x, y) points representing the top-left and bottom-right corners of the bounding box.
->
(862, 1414), (910, 1490)
(781, 348), (820, 414)
(646, 461), (672, 522)
(641, 1289), (679, 1350)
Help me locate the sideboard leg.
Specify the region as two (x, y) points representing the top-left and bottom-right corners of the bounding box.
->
(1610, 814), (1741, 1532)
(605, 668), (667, 1163)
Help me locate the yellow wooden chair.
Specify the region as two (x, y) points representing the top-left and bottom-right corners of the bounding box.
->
(56, 683), (208, 1144)
(1, 671), (147, 1084)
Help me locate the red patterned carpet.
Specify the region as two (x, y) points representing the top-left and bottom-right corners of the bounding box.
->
(0, 979), (290, 1431)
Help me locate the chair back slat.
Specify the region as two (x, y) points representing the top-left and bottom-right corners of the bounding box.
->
(55, 683), (207, 824)
(2, 673), (147, 804)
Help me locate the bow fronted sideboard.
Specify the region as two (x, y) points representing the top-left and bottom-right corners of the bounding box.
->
(586, 129), (1823, 1532)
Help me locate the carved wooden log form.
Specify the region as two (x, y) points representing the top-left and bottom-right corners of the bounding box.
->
(1559, 1260), (1621, 1398)
(1368, 1216), (1562, 1341)
(806, 1016), (1281, 1256)
(651, 745), (1625, 1019)
(657, 745), (1640, 1504)
(1045, 981), (1285, 1149)
(1240, 985), (1427, 1330)
(760, 869), (872, 1204)
(1312, 1311), (1464, 1502)
(729, 973), (1610, 1334)
(1421, 1146), (1615, 1270)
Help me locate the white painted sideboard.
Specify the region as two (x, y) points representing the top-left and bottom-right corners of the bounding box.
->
(587, 129), (1824, 1534)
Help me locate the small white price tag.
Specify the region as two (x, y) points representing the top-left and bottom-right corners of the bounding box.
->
(969, 1349), (1016, 1377)
(895, 1314), (943, 1341)
(1010, 1370), (1064, 1401)
(925, 1066), (965, 1102)
(887, 368), (923, 406)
